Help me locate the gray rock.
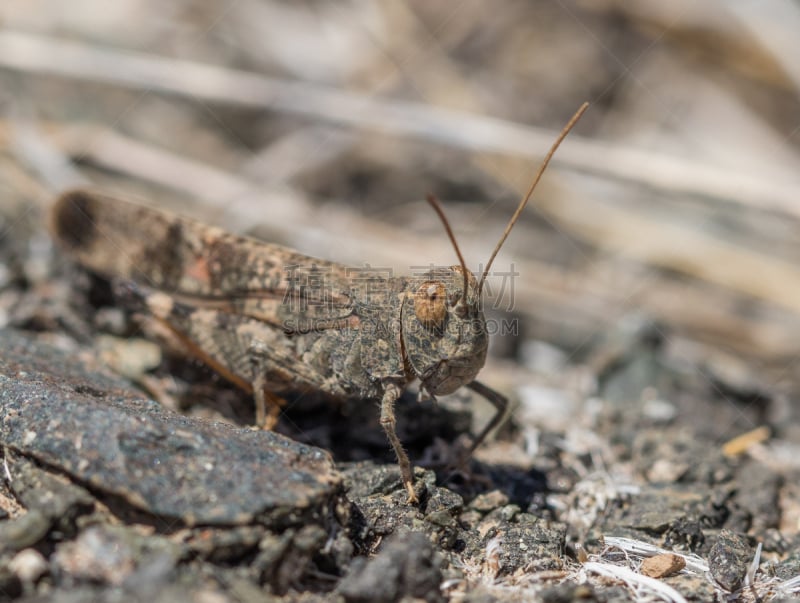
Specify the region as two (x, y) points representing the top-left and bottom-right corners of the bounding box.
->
(773, 552), (800, 580)
(0, 509), (50, 552)
(255, 524), (326, 594)
(341, 463), (468, 556)
(10, 456), (95, 534)
(483, 515), (566, 575)
(708, 529), (753, 592)
(469, 490), (509, 513)
(734, 459), (781, 532)
(663, 573), (718, 602)
(52, 524), (179, 586)
(617, 485), (706, 533)
(0, 328), (341, 527)
(540, 583), (633, 602)
(338, 531), (443, 603)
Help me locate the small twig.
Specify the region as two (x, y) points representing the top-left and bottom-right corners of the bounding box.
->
(603, 536), (709, 574)
(777, 573), (800, 595)
(744, 542), (762, 588)
(3, 447), (13, 483)
(584, 561), (689, 603)
(722, 426), (771, 458)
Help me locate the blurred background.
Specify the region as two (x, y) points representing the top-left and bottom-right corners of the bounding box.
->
(2, 1), (800, 449)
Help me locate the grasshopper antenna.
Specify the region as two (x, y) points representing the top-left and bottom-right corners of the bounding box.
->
(478, 102), (589, 293)
(426, 194), (470, 315)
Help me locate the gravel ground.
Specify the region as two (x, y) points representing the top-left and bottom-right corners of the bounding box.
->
(2, 3), (800, 601)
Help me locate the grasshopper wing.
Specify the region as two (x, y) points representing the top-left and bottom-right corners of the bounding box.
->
(50, 189), (369, 332)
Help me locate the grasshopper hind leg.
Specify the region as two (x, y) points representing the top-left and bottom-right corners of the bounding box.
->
(119, 280), (312, 430)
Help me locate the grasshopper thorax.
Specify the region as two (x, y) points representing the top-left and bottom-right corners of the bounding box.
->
(400, 265), (488, 396)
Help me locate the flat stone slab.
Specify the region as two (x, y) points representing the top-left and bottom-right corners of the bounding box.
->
(0, 328), (341, 527)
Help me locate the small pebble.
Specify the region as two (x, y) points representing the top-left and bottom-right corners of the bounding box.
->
(640, 553), (685, 578)
(9, 549), (48, 582)
(469, 490), (509, 513)
(641, 397), (677, 423)
(709, 530), (752, 592)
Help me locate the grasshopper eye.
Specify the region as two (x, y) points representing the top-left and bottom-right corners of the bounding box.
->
(414, 281), (447, 329)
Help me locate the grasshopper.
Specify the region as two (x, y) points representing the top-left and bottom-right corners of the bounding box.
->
(49, 104), (586, 503)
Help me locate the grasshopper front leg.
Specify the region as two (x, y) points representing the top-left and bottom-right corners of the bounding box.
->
(465, 380), (509, 457)
(379, 382), (418, 504)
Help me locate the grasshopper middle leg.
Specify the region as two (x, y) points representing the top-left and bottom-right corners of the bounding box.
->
(249, 340), (288, 430)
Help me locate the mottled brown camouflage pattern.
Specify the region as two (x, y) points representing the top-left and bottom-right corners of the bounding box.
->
(50, 190), (505, 503)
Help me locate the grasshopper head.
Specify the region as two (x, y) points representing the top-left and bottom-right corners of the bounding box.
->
(401, 265), (488, 395)
(403, 104), (587, 398)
